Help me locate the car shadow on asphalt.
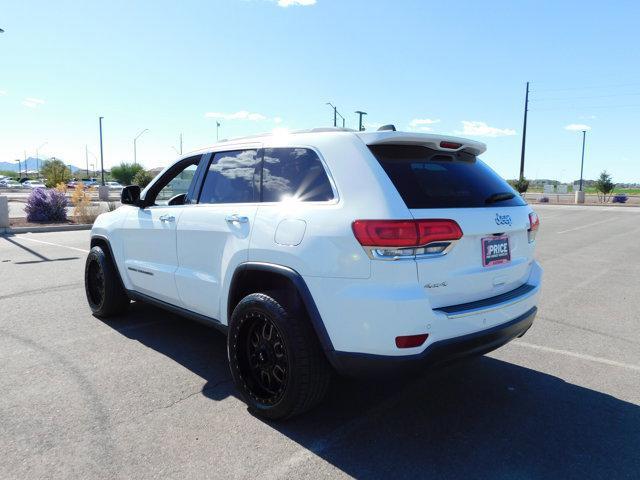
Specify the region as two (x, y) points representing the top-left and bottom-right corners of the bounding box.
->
(101, 302), (640, 480)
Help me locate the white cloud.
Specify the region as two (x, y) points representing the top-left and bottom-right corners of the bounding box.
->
(205, 110), (267, 121)
(409, 118), (440, 127)
(22, 97), (45, 108)
(273, 116), (283, 124)
(0, 90), (6, 96)
(455, 121), (516, 138)
(564, 123), (591, 132)
(276, 0), (316, 6)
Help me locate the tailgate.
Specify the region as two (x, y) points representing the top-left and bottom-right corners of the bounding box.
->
(411, 206), (534, 308)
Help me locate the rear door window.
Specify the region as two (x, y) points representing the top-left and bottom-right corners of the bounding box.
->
(199, 150), (260, 204)
(261, 148), (334, 202)
(369, 144), (526, 208)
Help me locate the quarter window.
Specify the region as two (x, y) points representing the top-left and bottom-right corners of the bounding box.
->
(199, 150), (259, 204)
(262, 148), (334, 202)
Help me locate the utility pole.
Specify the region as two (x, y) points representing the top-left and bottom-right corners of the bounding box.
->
(355, 111), (367, 131)
(519, 81), (530, 180)
(85, 145), (89, 178)
(98, 116), (105, 186)
(179, 133), (183, 155)
(216, 122), (221, 141)
(579, 130), (587, 192)
(15, 159), (21, 178)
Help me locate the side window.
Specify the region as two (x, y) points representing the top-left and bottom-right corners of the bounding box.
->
(146, 155), (201, 206)
(199, 149), (259, 204)
(156, 164), (198, 204)
(262, 148), (334, 202)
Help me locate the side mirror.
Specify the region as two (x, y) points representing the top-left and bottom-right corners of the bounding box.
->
(121, 185), (141, 206)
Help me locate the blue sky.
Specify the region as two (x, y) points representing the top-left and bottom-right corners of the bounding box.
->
(1, 0), (639, 182)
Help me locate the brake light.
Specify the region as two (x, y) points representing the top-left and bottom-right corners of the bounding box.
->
(440, 141), (462, 149)
(395, 334), (429, 349)
(528, 212), (539, 243)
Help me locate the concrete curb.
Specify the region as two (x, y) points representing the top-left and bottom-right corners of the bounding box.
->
(0, 223), (92, 235)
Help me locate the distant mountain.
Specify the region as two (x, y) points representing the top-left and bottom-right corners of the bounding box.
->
(0, 157), (82, 173)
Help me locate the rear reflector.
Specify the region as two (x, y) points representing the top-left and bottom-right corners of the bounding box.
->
(352, 219), (462, 247)
(528, 212), (540, 243)
(395, 334), (429, 349)
(439, 141), (462, 149)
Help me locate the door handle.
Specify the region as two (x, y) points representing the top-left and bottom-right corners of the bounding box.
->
(159, 214), (175, 222)
(225, 214), (249, 224)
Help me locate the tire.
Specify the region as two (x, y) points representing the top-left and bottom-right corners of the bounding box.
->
(228, 292), (332, 420)
(84, 246), (130, 317)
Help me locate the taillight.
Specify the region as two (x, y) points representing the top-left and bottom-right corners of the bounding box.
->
(439, 141), (462, 149)
(352, 219), (463, 259)
(528, 212), (539, 243)
(416, 219), (463, 244)
(352, 220), (419, 247)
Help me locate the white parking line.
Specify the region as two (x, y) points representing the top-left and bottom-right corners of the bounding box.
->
(515, 341), (640, 372)
(557, 217), (615, 234)
(14, 235), (89, 253)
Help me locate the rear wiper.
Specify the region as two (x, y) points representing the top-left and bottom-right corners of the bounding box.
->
(485, 192), (515, 204)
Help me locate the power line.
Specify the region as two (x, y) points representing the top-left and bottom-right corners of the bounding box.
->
(532, 82), (640, 93)
(533, 92), (640, 102)
(530, 104), (640, 112)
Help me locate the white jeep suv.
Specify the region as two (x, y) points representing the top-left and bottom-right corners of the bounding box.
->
(85, 127), (541, 419)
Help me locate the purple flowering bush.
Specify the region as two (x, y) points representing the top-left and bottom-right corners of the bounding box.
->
(24, 188), (68, 223)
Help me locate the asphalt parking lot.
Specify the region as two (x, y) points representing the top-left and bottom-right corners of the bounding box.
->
(1, 204), (639, 480)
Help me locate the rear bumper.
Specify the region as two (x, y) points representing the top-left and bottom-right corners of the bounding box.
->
(329, 306), (536, 377)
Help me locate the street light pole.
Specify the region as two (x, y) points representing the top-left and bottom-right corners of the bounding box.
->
(519, 81), (530, 180)
(355, 111), (367, 131)
(85, 145), (89, 178)
(15, 159), (21, 178)
(326, 102), (338, 127)
(579, 130), (587, 192)
(133, 128), (149, 165)
(98, 116), (105, 186)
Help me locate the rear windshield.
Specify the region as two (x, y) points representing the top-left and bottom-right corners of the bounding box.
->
(369, 144), (526, 209)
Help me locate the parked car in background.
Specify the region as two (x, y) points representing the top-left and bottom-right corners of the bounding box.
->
(0, 179), (22, 189)
(105, 181), (123, 190)
(81, 178), (99, 188)
(22, 180), (47, 189)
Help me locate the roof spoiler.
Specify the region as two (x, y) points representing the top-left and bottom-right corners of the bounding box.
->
(364, 132), (486, 156)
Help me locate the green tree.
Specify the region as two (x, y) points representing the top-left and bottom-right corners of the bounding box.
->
(508, 177), (530, 194)
(110, 162), (144, 185)
(595, 170), (615, 203)
(132, 169), (154, 188)
(41, 158), (72, 187)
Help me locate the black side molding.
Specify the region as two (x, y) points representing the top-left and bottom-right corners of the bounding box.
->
(127, 289), (228, 334)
